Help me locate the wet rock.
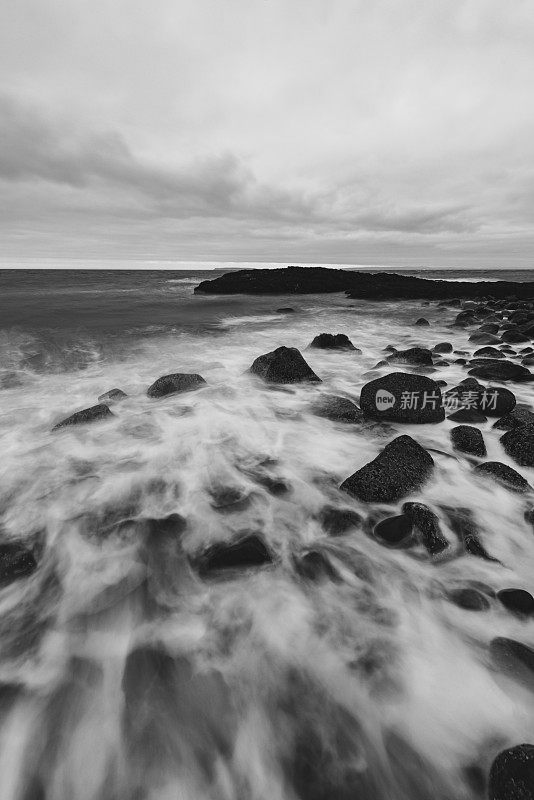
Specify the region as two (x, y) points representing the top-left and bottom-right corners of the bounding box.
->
(414, 318), (430, 326)
(473, 346), (505, 358)
(293, 549), (339, 581)
(208, 486), (252, 512)
(97, 388), (127, 403)
(432, 342), (453, 353)
(468, 332), (501, 345)
(52, 403), (114, 430)
(276, 307), (295, 313)
(490, 638), (534, 686)
(497, 588), (534, 617)
(493, 406), (534, 430)
(501, 329), (530, 344)
(318, 506), (363, 536)
(248, 346), (321, 383)
(359, 372), (444, 423)
(0, 543), (37, 586)
(479, 323), (500, 334)
(468, 360), (532, 382)
(308, 333), (357, 350)
(147, 373), (207, 398)
(440, 506), (498, 562)
(489, 744), (534, 800)
(474, 462), (531, 493)
(402, 501), (449, 555)
(447, 408), (487, 423)
(340, 435), (434, 503)
(386, 347), (434, 366)
(190, 534), (273, 576)
(310, 395), (364, 423)
(373, 514), (414, 547)
(451, 425), (486, 457)
(444, 383), (516, 418)
(448, 587), (490, 611)
(500, 424), (534, 467)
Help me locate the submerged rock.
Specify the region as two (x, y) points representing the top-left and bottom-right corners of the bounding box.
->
(189, 534), (273, 576)
(490, 637), (534, 686)
(276, 307), (295, 313)
(318, 506), (363, 536)
(340, 435), (434, 503)
(402, 501), (449, 555)
(147, 373), (207, 398)
(310, 395), (364, 424)
(468, 360), (532, 382)
(293, 549), (339, 581)
(474, 462), (531, 493)
(0, 543), (37, 586)
(489, 744), (534, 800)
(497, 588), (534, 617)
(359, 372), (444, 424)
(440, 506), (498, 562)
(451, 425), (486, 457)
(500, 424), (534, 467)
(373, 514), (414, 547)
(52, 403), (114, 430)
(97, 388), (127, 404)
(414, 318), (430, 326)
(248, 346), (321, 383)
(308, 333), (357, 350)
(448, 587), (490, 611)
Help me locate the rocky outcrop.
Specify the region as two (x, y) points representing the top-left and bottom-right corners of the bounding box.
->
(359, 372), (445, 423)
(308, 333), (357, 350)
(340, 435), (434, 503)
(194, 266), (534, 300)
(147, 373), (207, 398)
(248, 346), (321, 383)
(53, 403), (114, 430)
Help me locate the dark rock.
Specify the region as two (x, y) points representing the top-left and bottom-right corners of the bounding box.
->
(276, 307), (295, 313)
(432, 342), (453, 353)
(208, 486), (251, 511)
(473, 346), (505, 358)
(402, 502), (449, 555)
(440, 506), (498, 562)
(444, 384), (516, 417)
(52, 403), (114, 430)
(493, 406), (534, 430)
(308, 333), (357, 350)
(386, 347), (433, 366)
(318, 506), (363, 536)
(497, 589), (534, 616)
(490, 637), (534, 686)
(479, 323), (500, 334)
(414, 318), (430, 326)
(474, 462), (531, 493)
(451, 425), (486, 457)
(433, 359), (450, 367)
(454, 358), (468, 365)
(310, 395), (364, 424)
(501, 329), (530, 344)
(98, 388), (127, 403)
(248, 346), (321, 384)
(194, 266), (534, 300)
(448, 587), (490, 611)
(500, 424), (534, 467)
(293, 549), (339, 581)
(489, 744), (534, 800)
(468, 360), (532, 382)
(359, 372), (444, 424)
(373, 514), (413, 547)
(0, 543), (37, 586)
(468, 332), (501, 345)
(190, 534), (273, 576)
(340, 435), (434, 503)
(447, 408), (487, 423)
(147, 373), (207, 398)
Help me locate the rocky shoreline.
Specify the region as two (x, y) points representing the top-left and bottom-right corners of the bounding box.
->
(194, 265), (534, 300)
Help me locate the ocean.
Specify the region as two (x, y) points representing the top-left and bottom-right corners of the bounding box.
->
(0, 264), (534, 800)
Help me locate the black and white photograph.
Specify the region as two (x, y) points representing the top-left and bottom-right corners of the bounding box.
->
(0, 2), (534, 799)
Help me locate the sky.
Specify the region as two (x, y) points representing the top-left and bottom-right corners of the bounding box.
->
(0, 0), (533, 268)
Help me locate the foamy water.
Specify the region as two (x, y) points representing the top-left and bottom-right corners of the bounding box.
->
(0, 278), (533, 800)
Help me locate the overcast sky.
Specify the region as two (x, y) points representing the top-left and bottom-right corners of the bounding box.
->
(0, 0), (533, 267)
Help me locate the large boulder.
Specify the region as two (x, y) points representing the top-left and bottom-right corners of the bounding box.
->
(359, 373), (445, 423)
(308, 333), (357, 350)
(493, 406), (534, 430)
(147, 373), (206, 398)
(386, 347), (433, 366)
(489, 744), (534, 800)
(310, 395), (364, 423)
(451, 425), (486, 457)
(500, 424), (534, 467)
(474, 462), (531, 493)
(444, 383), (516, 417)
(468, 360), (532, 382)
(340, 435), (434, 503)
(472, 346), (505, 359)
(52, 403), (114, 430)
(248, 346), (321, 383)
